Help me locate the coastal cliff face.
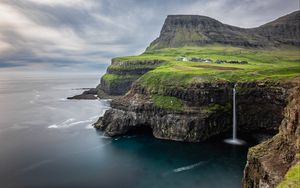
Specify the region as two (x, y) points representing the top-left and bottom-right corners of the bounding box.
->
(97, 59), (164, 96)
(94, 81), (292, 142)
(243, 85), (300, 188)
(94, 91), (231, 142)
(147, 11), (300, 50)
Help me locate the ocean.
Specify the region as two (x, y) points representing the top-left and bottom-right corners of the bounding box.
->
(0, 71), (252, 188)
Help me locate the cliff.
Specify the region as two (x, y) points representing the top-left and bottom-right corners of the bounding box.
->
(256, 11), (300, 46)
(243, 85), (300, 188)
(69, 59), (164, 99)
(147, 11), (300, 50)
(98, 59), (164, 96)
(94, 81), (295, 142)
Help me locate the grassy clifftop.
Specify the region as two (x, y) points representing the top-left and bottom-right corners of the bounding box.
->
(110, 45), (299, 92)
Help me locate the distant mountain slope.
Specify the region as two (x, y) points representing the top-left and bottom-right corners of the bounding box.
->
(256, 11), (300, 46)
(147, 11), (300, 50)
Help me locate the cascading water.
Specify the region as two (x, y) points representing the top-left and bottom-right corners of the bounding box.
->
(224, 84), (245, 145)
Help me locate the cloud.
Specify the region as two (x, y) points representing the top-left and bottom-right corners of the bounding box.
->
(25, 0), (94, 7)
(0, 0), (298, 70)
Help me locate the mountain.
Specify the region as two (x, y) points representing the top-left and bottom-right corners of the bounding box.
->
(147, 11), (300, 50)
(256, 11), (300, 46)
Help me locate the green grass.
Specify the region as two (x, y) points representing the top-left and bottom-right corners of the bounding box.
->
(205, 103), (231, 113)
(151, 94), (184, 111)
(137, 45), (299, 92)
(112, 56), (169, 62)
(102, 73), (134, 81)
(277, 162), (300, 188)
(108, 64), (159, 71)
(108, 45), (299, 95)
(102, 73), (140, 84)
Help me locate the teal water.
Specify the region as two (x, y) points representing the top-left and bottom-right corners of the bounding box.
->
(0, 72), (255, 188)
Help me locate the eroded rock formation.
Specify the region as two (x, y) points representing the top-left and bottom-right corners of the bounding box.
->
(94, 81), (293, 142)
(243, 85), (300, 188)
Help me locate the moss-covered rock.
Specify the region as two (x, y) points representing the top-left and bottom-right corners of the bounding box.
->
(151, 95), (184, 112)
(276, 162), (300, 188)
(100, 73), (140, 95)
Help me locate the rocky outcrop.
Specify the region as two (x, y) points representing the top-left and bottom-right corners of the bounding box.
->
(94, 81), (293, 142)
(67, 88), (98, 100)
(99, 75), (138, 96)
(97, 59), (163, 96)
(94, 91), (231, 142)
(243, 85), (300, 188)
(147, 11), (300, 50)
(68, 59), (164, 99)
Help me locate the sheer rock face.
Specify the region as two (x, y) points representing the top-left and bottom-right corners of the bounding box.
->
(94, 91), (231, 142)
(147, 11), (300, 50)
(94, 81), (293, 142)
(98, 76), (136, 96)
(243, 85), (300, 188)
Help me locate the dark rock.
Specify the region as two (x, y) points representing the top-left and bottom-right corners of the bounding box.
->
(67, 88), (98, 100)
(94, 93), (231, 142)
(94, 81), (295, 142)
(243, 85), (300, 188)
(99, 75), (138, 96)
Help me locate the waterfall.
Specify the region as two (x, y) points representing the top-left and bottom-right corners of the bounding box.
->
(224, 84), (245, 145)
(232, 84), (237, 140)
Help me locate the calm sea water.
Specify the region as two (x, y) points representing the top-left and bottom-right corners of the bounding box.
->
(0, 72), (254, 188)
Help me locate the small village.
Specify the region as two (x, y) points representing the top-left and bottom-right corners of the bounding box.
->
(175, 56), (248, 64)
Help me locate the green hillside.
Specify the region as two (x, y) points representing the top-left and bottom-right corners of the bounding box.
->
(106, 45), (299, 94)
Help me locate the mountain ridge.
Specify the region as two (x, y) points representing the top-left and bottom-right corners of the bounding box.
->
(147, 11), (300, 50)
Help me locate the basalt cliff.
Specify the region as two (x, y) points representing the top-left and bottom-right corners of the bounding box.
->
(86, 11), (299, 188)
(94, 81), (295, 142)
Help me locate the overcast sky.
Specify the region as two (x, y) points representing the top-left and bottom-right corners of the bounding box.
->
(0, 0), (298, 71)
